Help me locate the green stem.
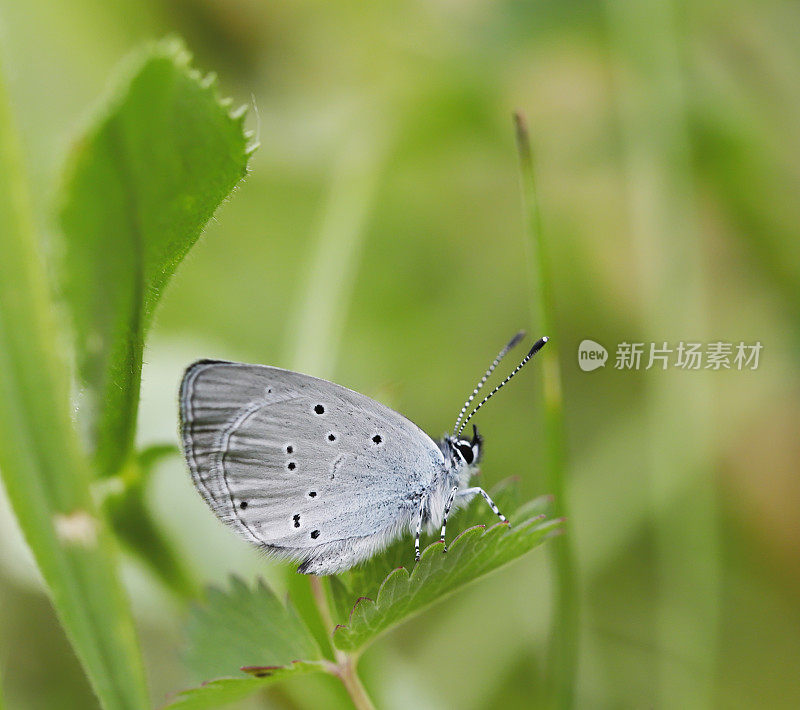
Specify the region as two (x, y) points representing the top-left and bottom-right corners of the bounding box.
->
(514, 112), (578, 709)
(0, 58), (149, 710)
(309, 575), (336, 635)
(289, 127), (384, 709)
(309, 577), (375, 710)
(336, 655), (375, 710)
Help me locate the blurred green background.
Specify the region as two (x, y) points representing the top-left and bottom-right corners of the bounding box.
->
(1, 0), (798, 708)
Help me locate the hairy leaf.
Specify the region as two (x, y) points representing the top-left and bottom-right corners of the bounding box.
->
(58, 37), (253, 476)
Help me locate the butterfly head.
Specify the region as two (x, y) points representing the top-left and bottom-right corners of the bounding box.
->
(449, 424), (483, 467)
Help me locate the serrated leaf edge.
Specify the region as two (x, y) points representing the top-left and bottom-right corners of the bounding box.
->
(60, 36), (255, 201)
(332, 515), (562, 646)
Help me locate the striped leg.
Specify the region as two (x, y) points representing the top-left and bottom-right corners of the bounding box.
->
(439, 486), (459, 551)
(414, 496), (425, 562)
(457, 486), (508, 524)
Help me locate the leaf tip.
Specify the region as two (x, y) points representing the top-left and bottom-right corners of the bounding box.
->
(157, 35), (192, 67)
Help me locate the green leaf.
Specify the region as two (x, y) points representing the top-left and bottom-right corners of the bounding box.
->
(163, 663), (327, 710)
(332, 505), (562, 652)
(58, 37), (253, 476)
(0, 61), (149, 710)
(184, 577), (322, 682)
(331, 478), (525, 614)
(172, 578), (327, 709)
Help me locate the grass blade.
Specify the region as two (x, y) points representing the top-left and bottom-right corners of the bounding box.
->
(288, 132), (383, 378)
(514, 112), (579, 708)
(0, 61), (149, 710)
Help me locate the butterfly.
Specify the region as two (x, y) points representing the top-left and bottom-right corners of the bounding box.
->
(179, 333), (547, 574)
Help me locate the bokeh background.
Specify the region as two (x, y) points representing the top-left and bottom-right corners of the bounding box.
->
(1, 0), (799, 708)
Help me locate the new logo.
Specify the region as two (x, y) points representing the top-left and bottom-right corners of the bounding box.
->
(578, 339), (608, 372)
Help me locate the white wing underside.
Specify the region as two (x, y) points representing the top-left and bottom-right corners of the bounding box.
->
(179, 360), (445, 574)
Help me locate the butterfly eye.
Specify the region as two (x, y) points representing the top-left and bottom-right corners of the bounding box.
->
(456, 442), (474, 464)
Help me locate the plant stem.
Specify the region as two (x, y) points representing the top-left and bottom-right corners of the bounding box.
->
(308, 575), (336, 634)
(288, 127), (384, 709)
(514, 112), (579, 709)
(336, 655), (375, 710)
(309, 576), (376, 710)
(0, 58), (149, 710)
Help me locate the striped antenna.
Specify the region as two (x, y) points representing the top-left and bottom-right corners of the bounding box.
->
(456, 336), (548, 437)
(452, 331), (525, 435)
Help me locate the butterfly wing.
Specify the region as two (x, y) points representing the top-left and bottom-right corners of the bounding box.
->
(179, 360), (445, 572)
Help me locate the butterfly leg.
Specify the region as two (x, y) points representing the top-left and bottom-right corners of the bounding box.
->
(414, 496), (425, 562)
(439, 486), (459, 552)
(456, 486), (508, 524)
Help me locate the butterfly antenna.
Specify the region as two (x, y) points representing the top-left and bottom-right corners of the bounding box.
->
(452, 331), (525, 435)
(456, 336), (548, 437)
